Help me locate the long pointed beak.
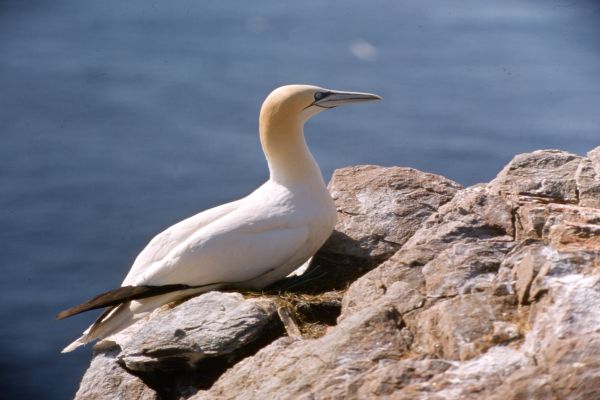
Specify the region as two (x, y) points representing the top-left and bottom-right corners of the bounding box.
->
(314, 90), (382, 108)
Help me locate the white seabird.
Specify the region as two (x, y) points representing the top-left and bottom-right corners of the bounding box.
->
(58, 84), (381, 352)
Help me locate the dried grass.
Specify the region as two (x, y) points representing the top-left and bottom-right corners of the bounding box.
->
(237, 289), (344, 339)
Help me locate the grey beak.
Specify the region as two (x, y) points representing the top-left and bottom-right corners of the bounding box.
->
(313, 90), (382, 109)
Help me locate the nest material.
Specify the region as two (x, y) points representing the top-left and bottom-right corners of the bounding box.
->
(239, 289), (344, 339)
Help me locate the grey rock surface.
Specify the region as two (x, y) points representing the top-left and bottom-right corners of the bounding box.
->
(75, 147), (600, 400)
(75, 292), (280, 399)
(488, 149), (582, 203)
(75, 347), (157, 400)
(116, 292), (277, 374)
(341, 184), (514, 318)
(576, 147), (600, 208)
(200, 291), (419, 400)
(325, 165), (462, 258)
(309, 165), (461, 291)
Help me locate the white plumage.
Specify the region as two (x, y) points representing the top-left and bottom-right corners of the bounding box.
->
(60, 84), (380, 352)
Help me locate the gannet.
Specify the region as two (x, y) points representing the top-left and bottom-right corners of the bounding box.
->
(58, 84), (381, 352)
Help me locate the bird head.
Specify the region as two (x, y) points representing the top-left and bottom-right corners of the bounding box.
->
(261, 84), (381, 124)
(258, 84), (381, 183)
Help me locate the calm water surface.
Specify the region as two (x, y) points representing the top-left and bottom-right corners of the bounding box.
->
(1, 1), (599, 398)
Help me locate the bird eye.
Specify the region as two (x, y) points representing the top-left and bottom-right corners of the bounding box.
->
(314, 91), (329, 101)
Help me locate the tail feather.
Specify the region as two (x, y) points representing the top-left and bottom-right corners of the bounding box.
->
(56, 284), (194, 320)
(59, 286), (217, 353)
(61, 336), (88, 353)
(61, 304), (125, 353)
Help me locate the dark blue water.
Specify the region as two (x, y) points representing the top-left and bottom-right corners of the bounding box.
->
(1, 1), (599, 398)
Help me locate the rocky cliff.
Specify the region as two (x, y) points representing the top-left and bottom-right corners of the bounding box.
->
(74, 147), (600, 400)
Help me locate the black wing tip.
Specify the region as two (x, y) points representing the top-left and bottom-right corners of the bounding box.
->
(55, 310), (71, 320)
(55, 284), (195, 320)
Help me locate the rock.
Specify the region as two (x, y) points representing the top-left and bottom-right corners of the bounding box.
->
(407, 293), (518, 361)
(75, 292), (281, 399)
(197, 296), (415, 400)
(421, 240), (513, 298)
(117, 293), (277, 375)
(74, 146), (600, 400)
(355, 358), (453, 398)
(75, 347), (157, 400)
(576, 147), (600, 208)
(513, 245), (543, 305)
(401, 347), (533, 400)
(488, 149), (582, 203)
(324, 166), (462, 261)
(341, 184), (514, 318)
(307, 166), (461, 291)
(491, 243), (600, 400)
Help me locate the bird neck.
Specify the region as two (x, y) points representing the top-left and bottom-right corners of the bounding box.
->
(259, 112), (325, 187)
